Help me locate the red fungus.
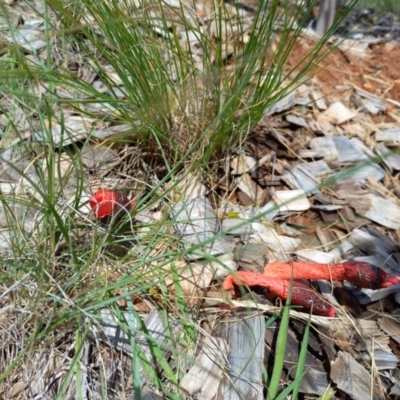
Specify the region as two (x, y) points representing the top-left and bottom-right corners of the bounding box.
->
(222, 261), (400, 316)
(89, 189), (136, 224)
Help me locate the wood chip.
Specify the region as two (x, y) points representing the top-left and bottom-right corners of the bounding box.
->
(376, 143), (400, 171)
(265, 324), (329, 395)
(215, 313), (264, 400)
(323, 102), (357, 125)
(210, 253), (238, 278)
(378, 317), (400, 345)
(222, 218), (253, 235)
(310, 90), (327, 110)
(296, 249), (335, 264)
(375, 127), (400, 142)
(337, 163), (386, 184)
(172, 197), (233, 259)
(166, 261), (214, 300)
(167, 172), (207, 201)
(180, 336), (229, 400)
(265, 92), (296, 115)
(230, 155), (257, 175)
(282, 166), (320, 193)
(250, 223), (301, 259)
(286, 114), (308, 128)
(297, 160), (332, 177)
(331, 351), (373, 400)
(272, 190), (311, 213)
(81, 145), (118, 169)
(33, 116), (97, 146)
(343, 281), (400, 305)
(233, 243), (269, 272)
(332, 137), (367, 163)
(235, 173), (264, 204)
(317, 118), (339, 136)
(309, 136), (338, 161)
(345, 123), (367, 139)
(362, 349), (399, 371)
(349, 194), (400, 230)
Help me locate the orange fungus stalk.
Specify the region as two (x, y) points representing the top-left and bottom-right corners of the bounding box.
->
(222, 261), (400, 317)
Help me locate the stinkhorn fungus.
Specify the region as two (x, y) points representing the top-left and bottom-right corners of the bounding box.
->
(222, 261), (400, 316)
(89, 189), (136, 225)
(88, 189), (137, 256)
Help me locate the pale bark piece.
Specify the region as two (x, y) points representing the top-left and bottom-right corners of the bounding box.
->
(222, 218), (253, 236)
(297, 149), (323, 158)
(210, 253), (238, 278)
(345, 123), (367, 139)
(376, 143), (400, 171)
(235, 173), (264, 204)
(265, 92), (296, 115)
(342, 281), (400, 305)
(317, 118), (339, 136)
(281, 166), (320, 193)
(311, 204), (343, 211)
(230, 155), (257, 175)
(167, 172), (207, 201)
(90, 123), (133, 139)
(88, 309), (169, 358)
(0, 231), (13, 252)
(214, 313), (264, 400)
(265, 324), (329, 396)
(348, 231), (399, 274)
(362, 349), (399, 371)
(180, 336), (230, 400)
(33, 116), (98, 146)
(332, 137), (368, 163)
(298, 160), (332, 178)
(10, 382), (28, 397)
(250, 223), (301, 255)
(233, 242), (270, 272)
(336, 163), (386, 185)
(310, 90), (327, 110)
(165, 261), (215, 299)
(296, 249), (335, 264)
(286, 114), (308, 128)
(272, 190), (311, 213)
(81, 146), (119, 169)
(349, 194), (400, 230)
(331, 351), (374, 400)
(323, 102), (357, 125)
(339, 40), (370, 65)
(310, 137), (338, 161)
(5, 29), (47, 51)
(378, 317), (400, 345)
(258, 200), (278, 220)
(172, 197), (233, 259)
(0, 146), (40, 188)
(281, 161), (331, 193)
(375, 127), (400, 142)
(353, 85), (387, 114)
(363, 98), (387, 114)
(328, 240), (354, 262)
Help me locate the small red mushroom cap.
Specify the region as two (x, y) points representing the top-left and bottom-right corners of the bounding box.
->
(89, 189), (136, 221)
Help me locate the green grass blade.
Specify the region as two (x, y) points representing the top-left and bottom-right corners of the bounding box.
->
(291, 314), (312, 399)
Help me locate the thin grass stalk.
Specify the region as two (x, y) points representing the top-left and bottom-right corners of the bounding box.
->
(291, 314), (312, 399)
(266, 278), (293, 400)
